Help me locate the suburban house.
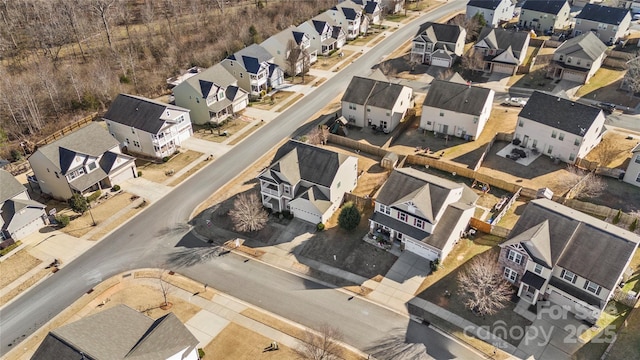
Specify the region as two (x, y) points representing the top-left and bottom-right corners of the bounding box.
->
(352, 0), (382, 25)
(103, 94), (193, 160)
(420, 77), (495, 141)
(411, 22), (466, 67)
(328, 1), (367, 39)
(574, 3), (631, 44)
(466, 0), (516, 27)
(297, 17), (347, 56)
(474, 26), (531, 75)
(341, 75), (413, 132)
(369, 167), (478, 262)
(0, 169), (47, 241)
(173, 63), (249, 125)
(221, 44), (284, 98)
(623, 143), (640, 187)
(166, 66), (203, 89)
(29, 123), (137, 200)
(547, 32), (607, 84)
(514, 91), (605, 164)
(261, 26), (318, 76)
(379, 0), (404, 14)
(499, 199), (639, 323)
(31, 304), (200, 360)
(518, 0), (571, 33)
(257, 140), (358, 224)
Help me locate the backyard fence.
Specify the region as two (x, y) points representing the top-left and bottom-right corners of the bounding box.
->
(388, 113), (418, 148)
(563, 172), (593, 201)
(543, 40), (563, 48)
(563, 198), (639, 228)
(575, 157), (599, 171)
(342, 192), (374, 211)
(489, 187), (522, 225)
(469, 217), (511, 238)
(327, 133), (388, 158)
(36, 113), (97, 147)
(473, 132), (513, 171)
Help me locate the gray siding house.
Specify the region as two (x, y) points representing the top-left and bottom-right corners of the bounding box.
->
(518, 0), (571, 33)
(574, 4), (631, 44)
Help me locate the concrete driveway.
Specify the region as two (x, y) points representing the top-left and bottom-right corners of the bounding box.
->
(181, 137), (231, 158)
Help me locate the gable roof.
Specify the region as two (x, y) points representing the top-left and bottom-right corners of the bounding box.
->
(364, 1), (379, 14)
(34, 123), (119, 173)
(31, 304), (198, 360)
(262, 26), (307, 50)
(632, 143), (640, 153)
(179, 63), (237, 97)
(103, 94), (189, 135)
(228, 44), (273, 74)
(415, 22), (464, 44)
(576, 3), (630, 25)
(502, 220), (553, 267)
(264, 140), (350, 188)
(554, 32), (607, 61)
(467, 0), (507, 10)
(341, 76), (407, 110)
(519, 91), (602, 136)
(477, 27), (529, 53)
(521, 0), (568, 15)
(505, 199), (639, 290)
(422, 79), (493, 116)
(0, 169), (25, 203)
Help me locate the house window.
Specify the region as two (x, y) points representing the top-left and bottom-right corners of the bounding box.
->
(398, 212), (407, 222)
(283, 184), (291, 195)
(473, 117), (478, 124)
(240, 73), (243, 78)
(567, 57), (572, 64)
(559, 55), (564, 61)
(507, 249), (523, 264)
(386, 110), (390, 116)
(532, 139), (537, 148)
(349, 103), (356, 110)
(547, 145), (553, 154)
(534, 263), (543, 275)
(551, 130), (557, 138)
(414, 218), (424, 229)
(337, 181), (341, 188)
(440, 111), (444, 117)
(569, 153), (575, 161)
(380, 204), (391, 215)
(561, 269), (577, 284)
(367, 107), (371, 112)
(636, 173), (640, 182)
(575, 138), (581, 146)
(87, 162), (97, 171)
(518, 120), (523, 127)
(584, 281), (602, 295)
(576, 59), (581, 66)
(504, 267), (518, 283)
(559, 133), (564, 141)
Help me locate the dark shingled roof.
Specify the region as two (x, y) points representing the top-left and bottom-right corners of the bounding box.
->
(228, 44), (273, 74)
(521, 0), (567, 15)
(103, 94), (190, 135)
(364, 1), (378, 14)
(415, 22), (463, 43)
(477, 27), (530, 53)
(265, 140), (350, 188)
(31, 304), (199, 360)
(576, 3), (630, 25)
(506, 199), (639, 290)
(312, 19), (329, 35)
(519, 91), (603, 136)
(292, 31), (305, 45)
(467, 0), (505, 10)
(0, 169), (25, 203)
(554, 32), (607, 61)
(549, 277), (605, 308)
(422, 79), (493, 116)
(341, 76), (407, 110)
(522, 270), (546, 290)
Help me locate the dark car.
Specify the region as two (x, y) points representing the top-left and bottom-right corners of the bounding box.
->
(597, 102), (616, 114)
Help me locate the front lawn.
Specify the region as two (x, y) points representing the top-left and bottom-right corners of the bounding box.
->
(575, 68), (625, 98)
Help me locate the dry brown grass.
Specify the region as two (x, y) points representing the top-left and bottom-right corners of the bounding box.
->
(134, 270), (216, 300)
(0, 268), (51, 307)
(168, 159), (210, 186)
(251, 91), (295, 111)
(59, 192), (135, 238)
(88, 208), (141, 241)
(228, 122), (264, 145)
(315, 50), (354, 70)
(137, 150), (204, 183)
(276, 94), (304, 112)
(584, 131), (637, 168)
(192, 117), (255, 143)
(203, 322), (299, 359)
(0, 250), (42, 288)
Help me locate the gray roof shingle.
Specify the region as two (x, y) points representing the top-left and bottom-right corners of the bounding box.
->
(341, 76), (407, 110)
(521, 0), (568, 15)
(415, 22), (463, 44)
(179, 63), (237, 97)
(554, 32), (607, 61)
(519, 91), (603, 136)
(103, 94), (189, 135)
(576, 3), (630, 25)
(477, 27), (529, 53)
(0, 169), (25, 203)
(422, 79), (492, 116)
(467, 0), (506, 10)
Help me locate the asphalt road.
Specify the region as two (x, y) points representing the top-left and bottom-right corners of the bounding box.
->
(0, 2), (476, 358)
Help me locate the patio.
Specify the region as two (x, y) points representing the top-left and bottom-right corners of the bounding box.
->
(496, 143), (542, 166)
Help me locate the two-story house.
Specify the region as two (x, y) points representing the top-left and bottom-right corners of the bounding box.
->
(0, 169), (47, 241)
(574, 4), (631, 44)
(499, 199), (639, 323)
(466, 0), (516, 27)
(297, 17), (347, 56)
(173, 63), (249, 125)
(341, 75), (413, 132)
(474, 26), (531, 75)
(514, 91), (605, 164)
(221, 44), (284, 98)
(369, 168), (478, 262)
(420, 77), (495, 141)
(411, 22), (466, 67)
(328, 1), (367, 39)
(32, 305), (200, 360)
(623, 143), (640, 187)
(380, 0), (405, 14)
(28, 123), (137, 200)
(103, 94), (193, 160)
(352, 0), (382, 25)
(518, 0), (571, 33)
(261, 26), (318, 77)
(257, 140), (358, 224)
(548, 32), (607, 84)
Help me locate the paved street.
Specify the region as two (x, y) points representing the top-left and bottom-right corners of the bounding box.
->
(0, 2), (477, 358)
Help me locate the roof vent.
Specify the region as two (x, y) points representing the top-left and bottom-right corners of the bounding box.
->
(557, 97), (561, 101)
(571, 102), (574, 106)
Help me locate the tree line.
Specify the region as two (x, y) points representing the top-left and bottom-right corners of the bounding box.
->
(0, 0), (336, 159)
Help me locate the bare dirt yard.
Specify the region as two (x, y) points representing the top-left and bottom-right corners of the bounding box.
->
(584, 131), (637, 169)
(137, 150), (203, 183)
(251, 91), (296, 111)
(0, 250), (42, 288)
(204, 322), (299, 359)
(576, 68), (640, 109)
(192, 115), (255, 143)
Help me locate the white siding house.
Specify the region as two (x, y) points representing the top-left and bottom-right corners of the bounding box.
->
(466, 0), (515, 27)
(623, 143), (640, 186)
(420, 77), (494, 141)
(548, 32), (607, 84)
(0, 169), (47, 241)
(261, 26), (317, 76)
(411, 22), (466, 67)
(221, 44), (284, 98)
(474, 26), (531, 75)
(518, 0), (571, 33)
(574, 4), (631, 44)
(514, 91), (605, 164)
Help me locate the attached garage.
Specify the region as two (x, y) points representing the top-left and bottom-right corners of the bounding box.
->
(403, 238), (440, 261)
(561, 70), (587, 84)
(11, 215), (46, 240)
(492, 63), (516, 75)
(290, 204), (322, 224)
(547, 288), (599, 322)
(109, 166), (136, 186)
(431, 57), (452, 68)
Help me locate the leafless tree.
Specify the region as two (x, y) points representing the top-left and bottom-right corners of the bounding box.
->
(378, 61), (397, 77)
(449, 13), (484, 42)
(229, 191), (268, 232)
(457, 251), (514, 317)
(156, 269), (174, 308)
(436, 68), (455, 80)
(286, 39), (302, 80)
(307, 126), (328, 145)
(461, 48), (484, 73)
(565, 166), (607, 199)
(91, 0), (116, 50)
(623, 56), (640, 96)
(294, 323), (344, 360)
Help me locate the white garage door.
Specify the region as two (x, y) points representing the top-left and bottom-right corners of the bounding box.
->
(403, 239), (439, 261)
(13, 216), (45, 240)
(431, 58), (451, 68)
(110, 166), (135, 186)
(291, 206), (322, 224)
(492, 63), (515, 74)
(562, 70), (587, 83)
(177, 126), (192, 143)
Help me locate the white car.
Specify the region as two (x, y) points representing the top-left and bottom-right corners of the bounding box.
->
(502, 97), (528, 107)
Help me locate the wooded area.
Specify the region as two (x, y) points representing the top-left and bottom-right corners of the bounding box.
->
(0, 0), (337, 159)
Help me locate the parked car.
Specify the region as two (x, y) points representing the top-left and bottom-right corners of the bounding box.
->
(597, 102), (616, 114)
(502, 97), (528, 107)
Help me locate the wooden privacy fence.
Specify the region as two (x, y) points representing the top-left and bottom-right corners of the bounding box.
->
(36, 113), (97, 146)
(327, 133), (389, 158)
(469, 217), (511, 238)
(489, 187), (522, 225)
